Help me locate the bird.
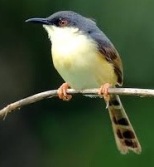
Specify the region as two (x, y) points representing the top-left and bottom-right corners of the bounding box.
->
(26, 11), (141, 154)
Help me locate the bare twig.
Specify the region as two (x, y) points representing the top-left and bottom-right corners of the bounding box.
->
(1, 88), (154, 118)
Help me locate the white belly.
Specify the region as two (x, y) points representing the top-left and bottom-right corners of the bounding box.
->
(53, 51), (116, 89)
(45, 25), (117, 89)
(52, 42), (116, 89)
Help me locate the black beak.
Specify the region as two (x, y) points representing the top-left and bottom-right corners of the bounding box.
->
(25, 17), (50, 25)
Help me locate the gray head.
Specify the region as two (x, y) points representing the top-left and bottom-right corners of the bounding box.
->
(26, 11), (100, 35)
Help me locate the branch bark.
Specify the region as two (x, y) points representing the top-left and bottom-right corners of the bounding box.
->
(1, 88), (154, 118)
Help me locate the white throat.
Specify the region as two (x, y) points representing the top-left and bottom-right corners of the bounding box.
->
(43, 25), (95, 56)
(43, 25), (79, 42)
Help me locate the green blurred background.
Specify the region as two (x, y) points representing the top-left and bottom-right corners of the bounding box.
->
(0, 0), (154, 166)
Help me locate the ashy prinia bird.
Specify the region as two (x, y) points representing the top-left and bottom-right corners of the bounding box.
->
(26, 11), (141, 154)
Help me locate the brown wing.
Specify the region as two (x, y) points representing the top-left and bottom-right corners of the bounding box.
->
(90, 31), (123, 86)
(99, 45), (123, 86)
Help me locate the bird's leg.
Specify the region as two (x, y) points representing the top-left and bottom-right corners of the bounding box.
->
(98, 83), (111, 108)
(57, 83), (72, 101)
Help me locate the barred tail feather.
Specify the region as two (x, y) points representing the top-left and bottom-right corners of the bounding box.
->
(108, 95), (142, 154)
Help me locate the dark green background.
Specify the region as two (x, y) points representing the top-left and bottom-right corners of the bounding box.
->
(0, 0), (154, 166)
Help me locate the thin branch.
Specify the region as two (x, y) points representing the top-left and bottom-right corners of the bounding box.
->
(1, 88), (154, 118)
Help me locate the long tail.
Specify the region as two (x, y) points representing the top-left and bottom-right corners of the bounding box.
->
(108, 95), (142, 154)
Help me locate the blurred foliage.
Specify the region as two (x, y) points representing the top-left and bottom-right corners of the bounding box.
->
(0, 0), (154, 167)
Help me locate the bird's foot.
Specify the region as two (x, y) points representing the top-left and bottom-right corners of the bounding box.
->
(57, 83), (72, 101)
(98, 83), (111, 108)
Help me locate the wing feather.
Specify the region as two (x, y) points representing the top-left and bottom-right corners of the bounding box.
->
(90, 32), (123, 86)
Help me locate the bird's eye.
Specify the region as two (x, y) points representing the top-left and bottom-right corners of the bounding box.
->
(58, 18), (68, 27)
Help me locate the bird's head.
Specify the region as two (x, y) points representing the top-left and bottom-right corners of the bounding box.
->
(26, 11), (98, 40)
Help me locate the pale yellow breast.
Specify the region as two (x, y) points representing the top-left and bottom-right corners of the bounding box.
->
(44, 25), (117, 89)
